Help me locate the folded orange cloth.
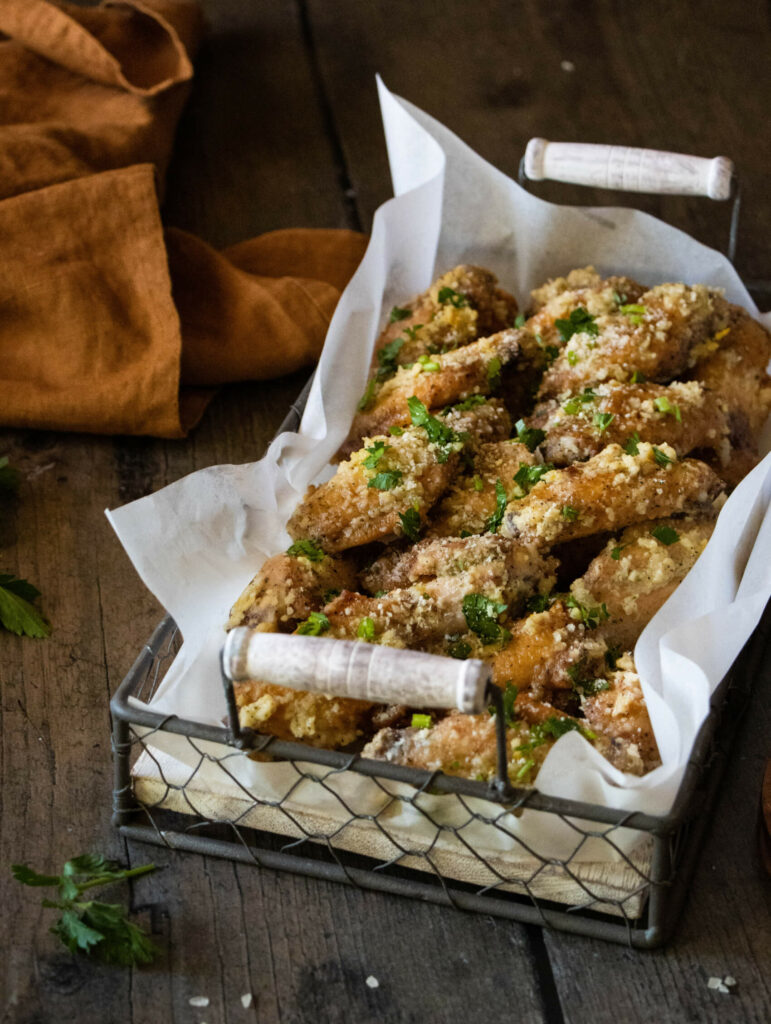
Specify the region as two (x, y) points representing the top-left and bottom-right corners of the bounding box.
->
(0, 0), (367, 436)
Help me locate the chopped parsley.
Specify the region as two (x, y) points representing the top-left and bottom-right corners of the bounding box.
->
(473, 476), (484, 492)
(367, 469), (403, 490)
(411, 713), (432, 729)
(561, 505), (579, 521)
(652, 445), (673, 467)
(437, 286), (469, 308)
(296, 611), (330, 636)
(376, 336), (406, 381)
(485, 479), (508, 534)
(513, 461), (554, 497)
(562, 388), (597, 415)
(486, 356), (502, 389)
(488, 681), (518, 725)
(555, 307), (599, 343)
(526, 593), (554, 613)
(594, 411), (614, 433)
(403, 324), (423, 340)
(514, 419), (546, 452)
(357, 379), (377, 412)
(446, 636), (472, 660)
(620, 303), (646, 326)
(623, 431), (640, 456)
(567, 661), (611, 696)
(446, 394), (487, 413)
(357, 616), (376, 640)
(517, 715), (590, 754)
(613, 290), (628, 305)
(286, 539), (326, 562)
(535, 333), (560, 365)
(604, 643), (622, 671)
(389, 306), (411, 323)
(398, 506), (421, 542)
(388, 425), (404, 436)
(654, 395), (682, 422)
(650, 525), (679, 546)
(629, 369), (647, 384)
(462, 593), (508, 644)
(362, 441), (390, 470)
(567, 350), (580, 367)
(610, 543), (629, 561)
(565, 595), (609, 630)
(514, 313), (526, 328)
(321, 588), (340, 604)
(407, 396), (462, 463)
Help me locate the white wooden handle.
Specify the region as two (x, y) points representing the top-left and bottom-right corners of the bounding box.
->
(223, 628), (490, 713)
(524, 139), (733, 200)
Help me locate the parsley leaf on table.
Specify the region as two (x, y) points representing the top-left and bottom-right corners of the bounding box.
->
(0, 574), (51, 638)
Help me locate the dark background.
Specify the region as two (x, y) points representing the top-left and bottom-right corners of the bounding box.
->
(2, 2), (770, 1022)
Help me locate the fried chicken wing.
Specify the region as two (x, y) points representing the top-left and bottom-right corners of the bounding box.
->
(529, 266), (646, 314)
(501, 442), (723, 549)
(427, 440), (538, 537)
(227, 549), (357, 632)
(530, 380), (730, 467)
(344, 328), (521, 454)
(582, 656), (661, 775)
(537, 283), (730, 400)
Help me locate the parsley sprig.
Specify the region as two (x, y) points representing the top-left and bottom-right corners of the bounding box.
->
(407, 396), (463, 463)
(565, 595), (609, 629)
(0, 574), (51, 638)
(437, 286), (469, 308)
(462, 593), (509, 644)
(296, 611), (330, 636)
(12, 855), (158, 966)
(513, 462), (554, 497)
(286, 539), (326, 562)
(485, 479), (507, 534)
(514, 419), (546, 452)
(555, 307), (599, 343)
(398, 506), (421, 542)
(389, 306), (411, 323)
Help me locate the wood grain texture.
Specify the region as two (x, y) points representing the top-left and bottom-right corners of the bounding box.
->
(2, 1), (771, 1022)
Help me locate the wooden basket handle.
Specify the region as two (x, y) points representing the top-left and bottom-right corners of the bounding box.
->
(222, 628), (491, 714)
(523, 139), (734, 200)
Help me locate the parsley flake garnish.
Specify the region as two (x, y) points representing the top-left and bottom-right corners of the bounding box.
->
(652, 446), (674, 467)
(446, 394), (487, 413)
(411, 713), (432, 729)
(403, 324), (423, 341)
(286, 539), (326, 562)
(561, 505), (579, 521)
(367, 470), (403, 490)
(610, 543), (629, 561)
(562, 388), (597, 415)
(514, 419), (546, 452)
(357, 616), (376, 641)
(654, 396), (682, 422)
(407, 396), (462, 463)
(296, 611), (330, 635)
(651, 525), (679, 546)
(398, 506), (421, 542)
(486, 479), (508, 534)
(486, 356), (502, 389)
(488, 681), (518, 725)
(362, 441), (390, 470)
(513, 462), (554, 497)
(472, 475), (484, 492)
(446, 636), (471, 660)
(0, 574), (50, 638)
(376, 336), (406, 381)
(555, 307), (599, 343)
(462, 593), (508, 644)
(567, 661), (611, 696)
(389, 306), (411, 323)
(567, 350), (580, 366)
(526, 593), (554, 613)
(605, 643), (622, 671)
(357, 379), (377, 412)
(620, 303), (646, 326)
(437, 286), (469, 308)
(389, 425), (404, 436)
(12, 855), (158, 966)
(594, 411), (615, 433)
(514, 313), (526, 328)
(535, 333), (560, 365)
(623, 432), (640, 456)
(629, 370), (647, 384)
(565, 595), (609, 630)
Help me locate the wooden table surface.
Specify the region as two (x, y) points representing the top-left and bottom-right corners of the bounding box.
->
(2, 2), (770, 1021)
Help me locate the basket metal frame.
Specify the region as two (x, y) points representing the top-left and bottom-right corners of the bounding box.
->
(111, 172), (770, 947)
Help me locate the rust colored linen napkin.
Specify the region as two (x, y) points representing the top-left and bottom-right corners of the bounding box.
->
(0, 0), (367, 437)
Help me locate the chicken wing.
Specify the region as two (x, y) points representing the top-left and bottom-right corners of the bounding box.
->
(581, 656), (661, 775)
(530, 380), (730, 467)
(537, 283), (730, 400)
(501, 442), (723, 549)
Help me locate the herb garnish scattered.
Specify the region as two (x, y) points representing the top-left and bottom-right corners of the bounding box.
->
(416, 354), (441, 372)
(472, 475), (484, 492)
(629, 369), (647, 384)
(445, 394), (487, 413)
(462, 594), (508, 644)
(565, 594), (609, 630)
(411, 713), (432, 729)
(357, 379), (377, 411)
(561, 505), (579, 521)
(367, 470), (403, 490)
(363, 441), (390, 470)
(0, 575), (50, 638)
(376, 336), (406, 381)
(654, 395), (682, 422)
(620, 303), (646, 326)
(610, 543), (629, 561)
(398, 506), (421, 542)
(567, 661), (611, 696)
(555, 307), (599, 343)
(446, 636), (471, 660)
(514, 419), (546, 452)
(12, 855), (158, 966)
(604, 643), (622, 671)
(0, 456), (20, 493)
(650, 525), (679, 546)
(357, 616), (376, 641)
(407, 396), (463, 463)
(567, 350), (580, 366)
(286, 539), (326, 562)
(437, 286), (469, 308)
(652, 446), (673, 467)
(513, 462), (554, 497)
(535, 333), (560, 365)
(594, 411), (614, 433)
(296, 611), (330, 636)
(623, 432), (640, 455)
(403, 324), (423, 341)
(526, 593), (554, 613)
(486, 356), (502, 389)
(389, 306), (411, 323)
(562, 388), (597, 415)
(389, 425), (404, 436)
(514, 313), (526, 328)
(485, 479), (508, 534)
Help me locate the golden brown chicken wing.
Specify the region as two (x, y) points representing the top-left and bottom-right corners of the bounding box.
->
(582, 656), (661, 775)
(234, 680), (374, 749)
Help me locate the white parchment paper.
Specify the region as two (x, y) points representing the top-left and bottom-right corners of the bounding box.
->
(107, 81), (771, 864)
